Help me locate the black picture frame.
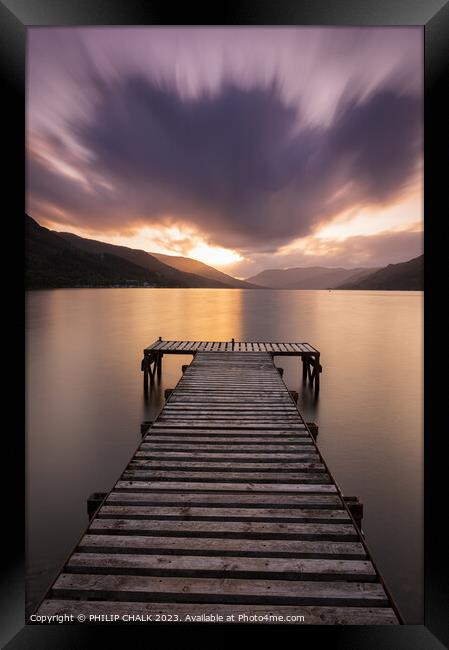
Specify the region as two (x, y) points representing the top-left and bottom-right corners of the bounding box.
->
(3, 1), (447, 648)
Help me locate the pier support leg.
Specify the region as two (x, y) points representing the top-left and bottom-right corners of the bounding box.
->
(141, 420), (153, 437)
(313, 354), (321, 397)
(301, 355), (322, 397)
(157, 352), (162, 379)
(142, 355), (149, 394)
(142, 352), (158, 393)
(87, 492), (107, 520)
(302, 357), (308, 383)
(306, 422), (319, 440)
(344, 496), (364, 531)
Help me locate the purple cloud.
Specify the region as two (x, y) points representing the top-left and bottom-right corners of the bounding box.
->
(26, 27), (423, 263)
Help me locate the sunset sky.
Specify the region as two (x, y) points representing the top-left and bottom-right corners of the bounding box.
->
(27, 27), (423, 277)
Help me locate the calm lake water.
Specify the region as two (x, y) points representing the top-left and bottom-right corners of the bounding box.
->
(26, 288), (423, 622)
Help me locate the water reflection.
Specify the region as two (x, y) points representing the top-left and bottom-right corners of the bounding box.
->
(26, 288), (423, 622)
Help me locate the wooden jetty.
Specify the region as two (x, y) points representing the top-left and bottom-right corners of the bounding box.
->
(35, 344), (401, 624)
(142, 339), (322, 396)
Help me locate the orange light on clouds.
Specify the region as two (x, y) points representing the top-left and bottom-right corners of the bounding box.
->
(280, 187), (423, 258)
(187, 243), (243, 267)
(52, 221), (244, 269)
(32, 170), (421, 274)
(314, 191), (423, 242)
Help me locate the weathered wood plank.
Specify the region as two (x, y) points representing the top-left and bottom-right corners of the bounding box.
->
(139, 439), (311, 448)
(166, 394), (294, 406)
(141, 438), (315, 454)
(146, 433), (309, 440)
(178, 379), (285, 384)
(106, 492), (343, 508)
(145, 426), (307, 432)
(154, 418), (302, 423)
(66, 553), (375, 580)
(135, 451), (321, 461)
(115, 481), (337, 493)
(122, 471), (329, 484)
(162, 407), (299, 412)
(144, 440), (313, 448)
(88, 519), (357, 540)
(128, 460), (325, 471)
(145, 431), (311, 439)
(129, 453), (319, 463)
(52, 574), (387, 605)
(98, 506), (350, 522)
(155, 420), (305, 425)
(78, 534), (367, 558)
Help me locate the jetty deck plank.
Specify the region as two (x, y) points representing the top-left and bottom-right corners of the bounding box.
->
(35, 349), (399, 624)
(144, 340), (320, 355)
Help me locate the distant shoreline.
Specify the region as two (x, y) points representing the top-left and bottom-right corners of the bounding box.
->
(25, 286), (424, 292)
(26, 215), (423, 292)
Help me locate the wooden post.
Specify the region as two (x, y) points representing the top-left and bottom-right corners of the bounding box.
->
(277, 367), (284, 377)
(289, 390), (299, 402)
(182, 364), (189, 373)
(306, 422), (319, 440)
(157, 352), (162, 379)
(308, 361), (313, 385)
(302, 357), (308, 383)
(343, 496), (364, 531)
(314, 353), (321, 396)
(164, 388), (173, 399)
(141, 420), (152, 437)
(232, 338), (235, 350)
(142, 355), (149, 393)
(87, 492), (107, 520)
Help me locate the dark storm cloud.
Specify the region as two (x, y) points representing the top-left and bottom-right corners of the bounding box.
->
(326, 90), (422, 201)
(28, 69), (421, 251)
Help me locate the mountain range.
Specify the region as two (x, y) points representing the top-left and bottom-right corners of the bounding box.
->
(337, 254), (423, 290)
(26, 215), (258, 289)
(25, 215), (423, 290)
(151, 252), (254, 289)
(246, 257), (423, 290)
(245, 266), (378, 289)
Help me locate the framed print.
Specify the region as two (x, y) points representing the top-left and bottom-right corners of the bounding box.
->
(2, 1), (448, 648)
